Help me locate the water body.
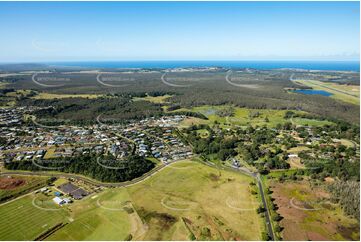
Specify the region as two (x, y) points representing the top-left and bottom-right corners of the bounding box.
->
(292, 89), (333, 96)
(47, 60), (360, 72)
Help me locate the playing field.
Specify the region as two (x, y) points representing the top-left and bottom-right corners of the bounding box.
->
(44, 160), (263, 240)
(0, 161), (264, 240)
(0, 193), (68, 240)
(46, 191), (132, 240)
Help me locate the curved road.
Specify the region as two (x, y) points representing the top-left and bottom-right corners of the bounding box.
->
(199, 160), (275, 241)
(1, 158), (275, 240)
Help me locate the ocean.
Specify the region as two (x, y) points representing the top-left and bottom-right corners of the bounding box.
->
(48, 60), (360, 72)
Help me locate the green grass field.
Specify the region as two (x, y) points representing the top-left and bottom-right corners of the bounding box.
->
(174, 105), (333, 128)
(125, 160), (263, 240)
(0, 161), (265, 240)
(133, 94), (173, 104)
(45, 160), (263, 241)
(0, 193), (68, 240)
(47, 191), (131, 240)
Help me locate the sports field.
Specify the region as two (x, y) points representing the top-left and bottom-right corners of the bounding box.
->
(0, 193), (68, 240)
(0, 161), (263, 240)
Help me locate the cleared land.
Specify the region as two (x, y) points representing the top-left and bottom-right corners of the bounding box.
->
(45, 160), (263, 241)
(269, 179), (359, 241)
(0, 175), (49, 203)
(295, 80), (359, 105)
(174, 105), (333, 128)
(0, 161), (263, 240)
(31, 93), (102, 100)
(124, 160), (263, 240)
(133, 94), (173, 104)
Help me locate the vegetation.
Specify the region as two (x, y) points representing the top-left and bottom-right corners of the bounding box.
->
(5, 155), (155, 183)
(328, 180), (360, 221)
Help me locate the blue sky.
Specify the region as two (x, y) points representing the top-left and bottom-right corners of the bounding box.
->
(0, 1), (359, 62)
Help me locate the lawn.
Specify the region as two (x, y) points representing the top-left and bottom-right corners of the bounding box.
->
(0, 193), (69, 240)
(46, 191), (132, 240)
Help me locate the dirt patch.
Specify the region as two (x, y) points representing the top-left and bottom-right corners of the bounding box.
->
(208, 173), (220, 182)
(0, 177), (26, 190)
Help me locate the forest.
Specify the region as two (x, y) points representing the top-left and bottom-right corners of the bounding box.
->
(4, 155), (155, 182)
(4, 68), (359, 124)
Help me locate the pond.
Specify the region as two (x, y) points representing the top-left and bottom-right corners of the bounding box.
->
(292, 89), (333, 97)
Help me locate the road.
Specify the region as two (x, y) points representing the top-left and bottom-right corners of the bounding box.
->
(199, 160), (275, 241)
(1, 158), (275, 240)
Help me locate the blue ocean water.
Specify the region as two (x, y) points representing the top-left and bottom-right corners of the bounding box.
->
(292, 89), (333, 96)
(48, 60), (360, 72)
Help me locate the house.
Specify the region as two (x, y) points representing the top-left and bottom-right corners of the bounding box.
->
(288, 154), (298, 158)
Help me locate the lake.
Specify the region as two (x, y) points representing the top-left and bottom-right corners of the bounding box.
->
(292, 89), (333, 96)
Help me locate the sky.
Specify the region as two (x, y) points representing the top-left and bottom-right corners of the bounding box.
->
(0, 1), (359, 62)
